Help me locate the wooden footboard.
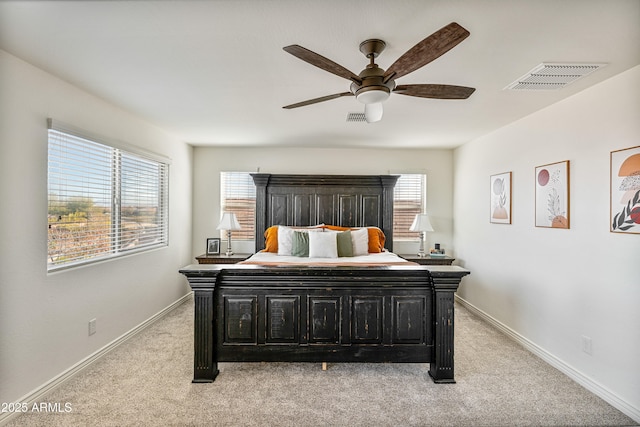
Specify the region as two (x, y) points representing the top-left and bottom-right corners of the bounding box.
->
(179, 264), (469, 384)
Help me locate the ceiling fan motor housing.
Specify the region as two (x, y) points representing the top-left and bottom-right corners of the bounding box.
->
(351, 64), (395, 104)
(351, 39), (395, 104)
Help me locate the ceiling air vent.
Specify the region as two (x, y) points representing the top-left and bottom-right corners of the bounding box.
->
(346, 112), (366, 122)
(505, 63), (606, 90)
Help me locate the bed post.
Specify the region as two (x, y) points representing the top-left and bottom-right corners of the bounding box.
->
(428, 269), (469, 383)
(184, 270), (222, 383)
(251, 173), (270, 253)
(380, 175), (398, 252)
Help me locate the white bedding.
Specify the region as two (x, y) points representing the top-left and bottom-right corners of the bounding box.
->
(240, 251), (413, 266)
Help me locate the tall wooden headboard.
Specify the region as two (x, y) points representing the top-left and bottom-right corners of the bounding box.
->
(251, 174), (399, 253)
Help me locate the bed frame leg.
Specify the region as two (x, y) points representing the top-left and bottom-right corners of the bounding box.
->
(322, 362), (327, 371)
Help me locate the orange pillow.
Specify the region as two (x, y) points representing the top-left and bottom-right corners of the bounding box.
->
(367, 227), (385, 253)
(263, 225), (279, 253)
(323, 225), (385, 253)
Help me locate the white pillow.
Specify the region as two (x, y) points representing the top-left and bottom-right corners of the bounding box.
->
(350, 228), (369, 256)
(308, 231), (338, 258)
(277, 225), (323, 255)
(277, 226), (295, 255)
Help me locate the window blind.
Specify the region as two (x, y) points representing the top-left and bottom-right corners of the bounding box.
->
(393, 174), (426, 239)
(220, 172), (256, 240)
(47, 126), (168, 270)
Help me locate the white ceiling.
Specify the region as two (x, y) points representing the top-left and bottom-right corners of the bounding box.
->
(1, 0), (639, 149)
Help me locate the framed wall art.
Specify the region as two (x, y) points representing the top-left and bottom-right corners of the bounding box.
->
(535, 160), (570, 229)
(610, 145), (640, 234)
(490, 172), (512, 224)
(206, 237), (221, 255)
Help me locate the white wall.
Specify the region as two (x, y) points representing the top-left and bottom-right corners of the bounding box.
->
(191, 146), (454, 257)
(0, 50), (193, 404)
(453, 66), (640, 418)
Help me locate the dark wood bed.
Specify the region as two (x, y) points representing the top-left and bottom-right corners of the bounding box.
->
(180, 174), (469, 384)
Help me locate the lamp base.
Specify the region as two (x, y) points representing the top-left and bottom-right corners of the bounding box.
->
(225, 232), (233, 256)
(417, 232), (427, 257)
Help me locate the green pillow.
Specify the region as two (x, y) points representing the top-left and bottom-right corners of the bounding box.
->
(291, 231), (309, 257)
(336, 230), (353, 257)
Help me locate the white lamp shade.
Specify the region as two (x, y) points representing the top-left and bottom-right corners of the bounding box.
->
(409, 214), (434, 232)
(217, 212), (241, 230)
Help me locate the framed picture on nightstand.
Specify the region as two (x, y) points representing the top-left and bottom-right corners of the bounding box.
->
(206, 238), (220, 255)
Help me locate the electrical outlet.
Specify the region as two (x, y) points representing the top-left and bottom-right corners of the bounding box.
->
(581, 335), (592, 355)
(88, 318), (97, 336)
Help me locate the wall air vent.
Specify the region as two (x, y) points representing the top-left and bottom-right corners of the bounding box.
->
(346, 112), (366, 122)
(505, 63), (606, 90)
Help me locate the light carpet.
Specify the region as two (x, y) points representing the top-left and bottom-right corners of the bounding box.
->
(7, 298), (637, 427)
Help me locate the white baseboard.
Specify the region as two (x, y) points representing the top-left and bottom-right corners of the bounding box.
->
(455, 295), (640, 424)
(0, 293), (193, 426)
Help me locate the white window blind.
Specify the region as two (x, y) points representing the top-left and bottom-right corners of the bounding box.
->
(47, 125), (168, 270)
(393, 174), (426, 239)
(220, 172), (256, 240)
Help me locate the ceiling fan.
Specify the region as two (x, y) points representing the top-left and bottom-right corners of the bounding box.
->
(282, 22), (475, 123)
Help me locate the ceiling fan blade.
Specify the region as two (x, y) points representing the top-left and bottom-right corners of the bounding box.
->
(364, 103), (383, 123)
(283, 92), (353, 109)
(384, 22), (470, 81)
(394, 84), (475, 99)
(283, 45), (362, 84)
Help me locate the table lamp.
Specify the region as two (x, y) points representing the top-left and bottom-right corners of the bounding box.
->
(217, 212), (241, 256)
(409, 213), (434, 257)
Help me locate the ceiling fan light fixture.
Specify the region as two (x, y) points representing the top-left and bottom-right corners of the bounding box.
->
(355, 86), (390, 104)
(364, 103), (383, 123)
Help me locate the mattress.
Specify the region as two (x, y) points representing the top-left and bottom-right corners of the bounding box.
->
(238, 251), (416, 267)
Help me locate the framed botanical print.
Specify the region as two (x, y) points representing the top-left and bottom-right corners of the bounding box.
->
(490, 172), (512, 224)
(535, 160), (570, 228)
(610, 145), (640, 234)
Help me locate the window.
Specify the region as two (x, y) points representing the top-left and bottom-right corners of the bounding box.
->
(47, 121), (169, 271)
(393, 174), (426, 240)
(220, 172), (256, 240)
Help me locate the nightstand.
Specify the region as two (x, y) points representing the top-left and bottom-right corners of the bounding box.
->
(195, 253), (251, 264)
(399, 254), (455, 265)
